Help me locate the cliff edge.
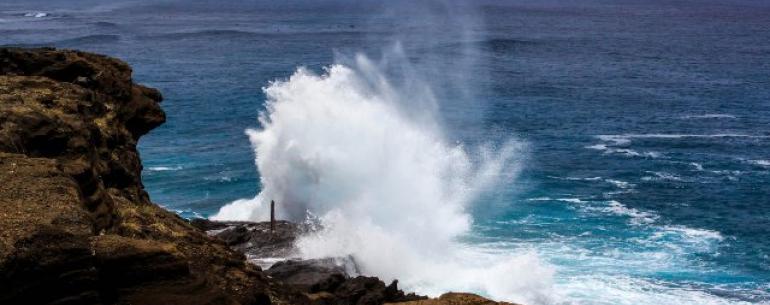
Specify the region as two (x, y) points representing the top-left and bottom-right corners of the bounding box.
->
(0, 47), (305, 305)
(0, 48), (512, 305)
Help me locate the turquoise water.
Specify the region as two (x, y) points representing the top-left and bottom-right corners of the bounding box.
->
(2, 0), (769, 304)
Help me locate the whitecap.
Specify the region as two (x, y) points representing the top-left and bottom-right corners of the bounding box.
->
(171, 208), (203, 219)
(588, 134), (769, 159)
(207, 176), (234, 182)
(527, 197), (554, 201)
(603, 190), (634, 196)
(642, 171), (683, 182)
(605, 179), (634, 189)
(710, 170), (743, 176)
(548, 176), (603, 181)
(203, 173), (235, 182)
(655, 225), (724, 243)
(649, 225), (726, 255)
(527, 197), (587, 204)
(559, 198), (587, 204)
(23, 12), (49, 18)
(680, 114), (737, 119)
(585, 138), (660, 158)
(606, 148), (660, 158)
(748, 159), (770, 167)
(146, 165), (183, 171)
(598, 200), (658, 225)
(585, 143), (607, 150)
(597, 133), (770, 140)
(596, 135), (632, 145)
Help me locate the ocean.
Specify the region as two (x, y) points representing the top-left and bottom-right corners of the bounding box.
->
(2, 0), (769, 304)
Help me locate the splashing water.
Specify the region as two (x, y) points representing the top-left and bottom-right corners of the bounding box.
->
(212, 53), (554, 304)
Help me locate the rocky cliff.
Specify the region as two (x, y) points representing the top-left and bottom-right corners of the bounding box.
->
(0, 47), (304, 305)
(0, 48), (512, 305)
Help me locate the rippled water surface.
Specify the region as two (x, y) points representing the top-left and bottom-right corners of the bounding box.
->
(2, 0), (769, 304)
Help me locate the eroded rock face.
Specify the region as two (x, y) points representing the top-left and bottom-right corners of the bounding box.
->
(0, 48), (304, 305)
(0, 47), (165, 231)
(0, 153), (99, 304)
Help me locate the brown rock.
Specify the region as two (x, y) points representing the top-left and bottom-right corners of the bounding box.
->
(0, 47), (513, 305)
(0, 154), (99, 304)
(385, 293), (517, 305)
(0, 48), (306, 305)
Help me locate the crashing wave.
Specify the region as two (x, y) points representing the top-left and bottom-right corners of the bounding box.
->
(211, 52), (555, 304)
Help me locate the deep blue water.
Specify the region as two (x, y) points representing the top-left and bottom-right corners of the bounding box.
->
(2, 0), (769, 304)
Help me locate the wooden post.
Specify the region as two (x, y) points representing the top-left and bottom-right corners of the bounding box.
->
(270, 200), (275, 233)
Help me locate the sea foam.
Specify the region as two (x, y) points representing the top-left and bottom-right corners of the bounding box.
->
(212, 52), (552, 304)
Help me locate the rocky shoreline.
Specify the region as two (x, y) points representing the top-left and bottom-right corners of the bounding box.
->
(191, 218), (425, 304)
(0, 47), (513, 305)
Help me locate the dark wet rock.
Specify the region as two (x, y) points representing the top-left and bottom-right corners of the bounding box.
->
(196, 219), (428, 305)
(266, 258), (350, 291)
(316, 276), (427, 305)
(193, 218), (301, 258)
(190, 217), (233, 231)
(265, 258), (426, 305)
(311, 273), (348, 293)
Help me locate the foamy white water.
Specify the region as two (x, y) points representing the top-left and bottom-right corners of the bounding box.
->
(147, 165), (183, 171)
(211, 51), (764, 305)
(212, 53), (554, 304)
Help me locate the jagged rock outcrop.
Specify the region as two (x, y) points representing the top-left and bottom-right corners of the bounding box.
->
(190, 219), (301, 259)
(265, 258), (352, 291)
(0, 48), (304, 305)
(302, 276), (427, 305)
(192, 218), (426, 305)
(0, 47), (512, 305)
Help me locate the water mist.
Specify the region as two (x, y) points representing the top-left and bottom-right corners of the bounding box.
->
(212, 48), (555, 304)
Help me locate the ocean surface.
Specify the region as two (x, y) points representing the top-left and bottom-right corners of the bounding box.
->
(2, 0), (769, 304)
